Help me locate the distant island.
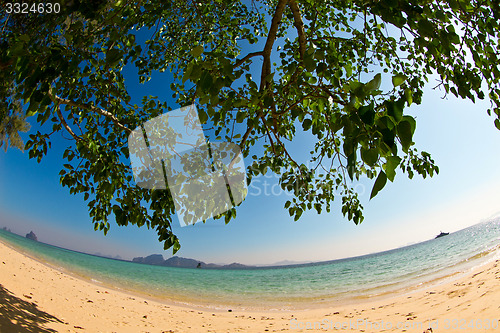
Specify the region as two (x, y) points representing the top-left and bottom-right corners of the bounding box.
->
(131, 255), (315, 270)
(132, 254), (250, 269)
(25, 231), (38, 241)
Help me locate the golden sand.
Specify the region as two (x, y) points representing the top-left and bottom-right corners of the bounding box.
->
(1, 240), (499, 332)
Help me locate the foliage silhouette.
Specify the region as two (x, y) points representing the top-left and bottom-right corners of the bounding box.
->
(0, 284), (65, 333)
(1, 0), (499, 252)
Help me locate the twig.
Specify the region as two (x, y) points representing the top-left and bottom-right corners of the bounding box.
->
(49, 91), (132, 134)
(234, 51), (264, 68)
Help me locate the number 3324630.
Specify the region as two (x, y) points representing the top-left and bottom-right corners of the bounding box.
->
(5, 3), (61, 14)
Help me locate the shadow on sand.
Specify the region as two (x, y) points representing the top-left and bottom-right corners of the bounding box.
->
(0, 284), (65, 333)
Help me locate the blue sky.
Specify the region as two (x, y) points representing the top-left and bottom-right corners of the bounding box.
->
(2, 77), (500, 265)
(2, 16), (500, 265)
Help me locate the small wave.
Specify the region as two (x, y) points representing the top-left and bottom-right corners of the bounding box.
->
(438, 243), (500, 276)
(465, 243), (500, 262)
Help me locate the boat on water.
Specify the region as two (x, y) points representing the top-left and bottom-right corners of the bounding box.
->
(435, 231), (449, 239)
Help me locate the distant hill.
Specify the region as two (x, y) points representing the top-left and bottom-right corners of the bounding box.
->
(132, 255), (251, 269)
(132, 254), (165, 265)
(25, 231), (38, 241)
(163, 256), (200, 268)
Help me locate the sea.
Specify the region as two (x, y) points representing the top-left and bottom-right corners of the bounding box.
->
(1, 219), (499, 311)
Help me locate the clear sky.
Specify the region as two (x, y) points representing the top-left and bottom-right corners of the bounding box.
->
(2, 22), (500, 265)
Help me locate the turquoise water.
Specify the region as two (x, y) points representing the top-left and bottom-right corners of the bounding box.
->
(1, 219), (499, 310)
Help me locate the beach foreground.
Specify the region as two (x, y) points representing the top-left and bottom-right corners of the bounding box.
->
(1, 241), (499, 333)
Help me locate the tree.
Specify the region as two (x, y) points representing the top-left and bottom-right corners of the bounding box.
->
(1, 0), (499, 253)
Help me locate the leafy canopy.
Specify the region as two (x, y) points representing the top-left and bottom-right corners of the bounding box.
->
(1, 0), (500, 253)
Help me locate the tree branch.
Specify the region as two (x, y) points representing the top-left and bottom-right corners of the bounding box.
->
(289, 0), (306, 59)
(48, 91), (132, 134)
(54, 104), (83, 142)
(234, 51), (264, 68)
(238, 1), (288, 153)
(47, 88), (83, 142)
(239, 125), (253, 150)
(260, 0), (288, 91)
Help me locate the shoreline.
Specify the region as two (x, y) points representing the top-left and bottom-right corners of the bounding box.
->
(1, 236), (498, 313)
(1, 239), (500, 332)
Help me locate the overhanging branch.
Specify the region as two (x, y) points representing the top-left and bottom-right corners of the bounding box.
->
(260, 0), (288, 91)
(289, 0), (306, 59)
(54, 104), (83, 142)
(48, 90), (132, 134)
(239, 0), (288, 150)
(47, 88), (83, 142)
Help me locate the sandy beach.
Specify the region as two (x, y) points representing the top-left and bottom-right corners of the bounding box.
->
(1, 240), (499, 333)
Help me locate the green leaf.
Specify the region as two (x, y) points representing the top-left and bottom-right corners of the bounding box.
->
(105, 49), (122, 67)
(361, 147), (378, 166)
(294, 209), (303, 221)
(398, 120), (413, 151)
(10, 42), (25, 56)
(365, 73), (381, 92)
(380, 128), (396, 148)
(19, 34), (30, 42)
(358, 103), (375, 125)
(418, 19), (435, 37)
(302, 119), (312, 131)
(314, 203), (321, 214)
(347, 150), (357, 180)
(370, 171), (387, 199)
(173, 240), (181, 253)
(264, 72), (275, 83)
(405, 89), (413, 106)
(221, 58), (233, 75)
(198, 108), (208, 123)
(386, 101), (403, 123)
(163, 237), (173, 250)
(126, 34), (135, 47)
(236, 111), (246, 123)
(384, 156), (401, 182)
(188, 63), (202, 81)
(303, 51), (316, 72)
(495, 119), (500, 131)
(191, 45), (204, 58)
(402, 115), (416, 135)
(199, 71), (213, 92)
(316, 62), (327, 75)
(263, 94), (274, 107)
(344, 63), (352, 77)
(392, 74), (407, 87)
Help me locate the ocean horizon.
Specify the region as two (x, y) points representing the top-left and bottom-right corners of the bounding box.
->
(1, 219), (499, 311)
